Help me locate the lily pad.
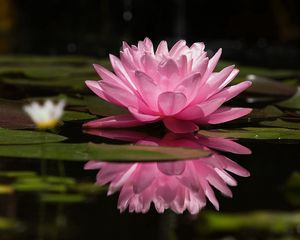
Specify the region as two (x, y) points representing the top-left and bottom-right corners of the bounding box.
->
(62, 111), (96, 121)
(0, 99), (34, 129)
(85, 96), (129, 116)
(0, 142), (211, 162)
(245, 74), (297, 97)
(248, 105), (284, 121)
(277, 87), (300, 110)
(260, 119), (300, 130)
(198, 127), (300, 140)
(0, 128), (67, 144)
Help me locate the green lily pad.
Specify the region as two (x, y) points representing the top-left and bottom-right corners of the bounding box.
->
(0, 128), (67, 144)
(277, 87), (300, 110)
(84, 96), (128, 116)
(248, 105), (284, 121)
(260, 119), (300, 130)
(0, 142), (210, 162)
(198, 127), (300, 140)
(62, 111), (96, 121)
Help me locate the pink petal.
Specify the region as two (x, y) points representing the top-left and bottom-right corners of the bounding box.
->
(156, 40), (168, 56)
(200, 180), (219, 210)
(158, 59), (179, 78)
(83, 115), (145, 128)
(128, 106), (161, 122)
(109, 54), (136, 90)
(203, 65), (235, 99)
(158, 92), (187, 115)
(157, 161), (186, 175)
(132, 164), (156, 193)
(210, 81), (252, 102)
(99, 81), (137, 107)
(84, 160), (105, 170)
(176, 98), (225, 120)
(135, 71), (160, 110)
(143, 37), (154, 53)
(85, 80), (109, 102)
(169, 40), (187, 57)
(174, 72), (201, 97)
(163, 118), (199, 133)
(83, 129), (147, 142)
(196, 137), (252, 154)
(93, 64), (131, 91)
(203, 107), (252, 124)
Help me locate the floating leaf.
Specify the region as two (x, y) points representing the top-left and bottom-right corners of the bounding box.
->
(198, 127), (300, 140)
(62, 111), (96, 121)
(248, 105), (283, 121)
(245, 74), (296, 97)
(0, 99), (34, 129)
(84, 96), (128, 116)
(0, 142), (210, 162)
(277, 87), (300, 110)
(260, 119), (300, 130)
(0, 128), (67, 144)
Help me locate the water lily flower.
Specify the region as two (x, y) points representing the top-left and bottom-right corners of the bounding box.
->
(85, 130), (251, 214)
(84, 38), (252, 133)
(23, 99), (65, 129)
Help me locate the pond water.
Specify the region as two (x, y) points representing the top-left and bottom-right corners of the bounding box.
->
(0, 55), (300, 240)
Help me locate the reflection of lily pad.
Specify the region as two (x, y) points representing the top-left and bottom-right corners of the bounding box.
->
(0, 142), (210, 162)
(199, 127), (300, 140)
(40, 193), (85, 203)
(199, 211), (300, 234)
(0, 128), (67, 144)
(285, 172), (300, 207)
(260, 119), (300, 130)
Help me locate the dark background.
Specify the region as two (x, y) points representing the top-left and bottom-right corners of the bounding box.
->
(0, 0), (300, 67)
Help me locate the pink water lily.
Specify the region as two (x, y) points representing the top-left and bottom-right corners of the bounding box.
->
(84, 130), (251, 214)
(84, 38), (252, 133)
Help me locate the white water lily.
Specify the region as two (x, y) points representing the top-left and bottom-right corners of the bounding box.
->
(23, 99), (66, 129)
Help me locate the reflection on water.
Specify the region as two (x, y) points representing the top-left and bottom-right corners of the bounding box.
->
(84, 130), (251, 214)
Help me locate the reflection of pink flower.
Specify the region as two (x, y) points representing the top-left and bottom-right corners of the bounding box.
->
(84, 38), (252, 133)
(85, 130), (250, 214)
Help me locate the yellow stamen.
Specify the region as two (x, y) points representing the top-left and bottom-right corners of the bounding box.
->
(36, 119), (59, 129)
